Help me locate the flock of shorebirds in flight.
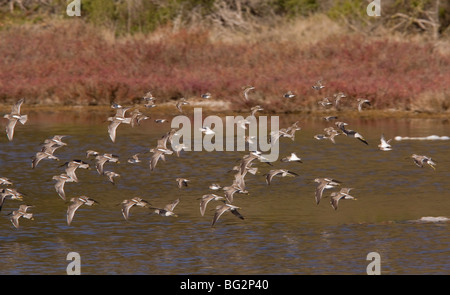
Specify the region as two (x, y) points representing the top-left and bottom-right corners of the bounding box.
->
(0, 80), (438, 229)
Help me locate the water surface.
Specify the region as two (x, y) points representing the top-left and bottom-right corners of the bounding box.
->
(0, 109), (449, 275)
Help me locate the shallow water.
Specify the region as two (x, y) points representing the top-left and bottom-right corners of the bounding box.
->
(0, 109), (449, 275)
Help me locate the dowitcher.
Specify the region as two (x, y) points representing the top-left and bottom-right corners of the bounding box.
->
(9, 204), (34, 229)
(323, 116), (338, 122)
(199, 194), (225, 216)
(211, 204), (244, 227)
(265, 169), (298, 185)
(281, 153), (302, 163)
(0, 189), (23, 212)
(317, 97), (333, 108)
(62, 160), (90, 182)
(172, 143), (187, 157)
(335, 122), (368, 145)
(283, 91), (296, 99)
(52, 173), (75, 201)
(201, 92), (212, 99)
(121, 197), (151, 221)
(357, 98), (371, 112)
(104, 171), (120, 185)
(86, 150), (99, 158)
(3, 98), (27, 141)
(151, 199), (180, 217)
(42, 135), (68, 147)
(378, 134), (392, 151)
(127, 153), (142, 164)
(250, 105), (263, 116)
(312, 80), (325, 90)
(130, 109), (149, 127)
(330, 188), (356, 210)
(223, 184), (248, 204)
(67, 196), (99, 226)
(284, 121), (301, 141)
(176, 178), (189, 188)
(314, 178), (341, 205)
(111, 102), (123, 109)
(94, 153), (119, 175)
(209, 183), (222, 190)
(411, 154), (436, 170)
(243, 85), (255, 101)
(333, 92), (346, 109)
(176, 98), (189, 113)
(314, 127), (340, 144)
(0, 177), (13, 186)
(149, 148), (173, 171)
(108, 107), (132, 142)
(143, 91), (155, 107)
(32, 145), (60, 169)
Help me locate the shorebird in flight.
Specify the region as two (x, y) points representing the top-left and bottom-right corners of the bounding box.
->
(130, 109), (149, 127)
(333, 92), (346, 109)
(151, 199), (180, 217)
(265, 169), (298, 185)
(52, 173), (75, 201)
(0, 189), (23, 212)
(312, 80), (325, 90)
(67, 196), (99, 226)
(281, 153), (302, 163)
(127, 153), (142, 164)
(104, 171), (120, 185)
(330, 188), (356, 210)
(314, 178), (341, 205)
(176, 178), (189, 188)
(211, 203), (244, 227)
(143, 91), (156, 107)
(62, 160), (90, 183)
(323, 116), (338, 122)
(378, 134), (392, 151)
(317, 97), (333, 108)
(357, 98), (371, 112)
(201, 92), (212, 99)
(283, 91), (296, 99)
(107, 107), (132, 142)
(3, 98), (27, 141)
(176, 98), (189, 113)
(32, 145), (60, 169)
(120, 197), (151, 221)
(250, 105), (264, 116)
(335, 122), (368, 145)
(243, 85), (255, 101)
(314, 127), (340, 144)
(209, 183), (222, 191)
(9, 204), (34, 229)
(411, 154), (436, 170)
(0, 177), (13, 186)
(94, 153), (119, 175)
(199, 194), (225, 217)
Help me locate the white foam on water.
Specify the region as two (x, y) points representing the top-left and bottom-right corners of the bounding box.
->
(394, 135), (450, 141)
(417, 216), (450, 223)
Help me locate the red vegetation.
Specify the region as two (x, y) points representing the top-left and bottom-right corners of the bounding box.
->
(0, 21), (449, 112)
